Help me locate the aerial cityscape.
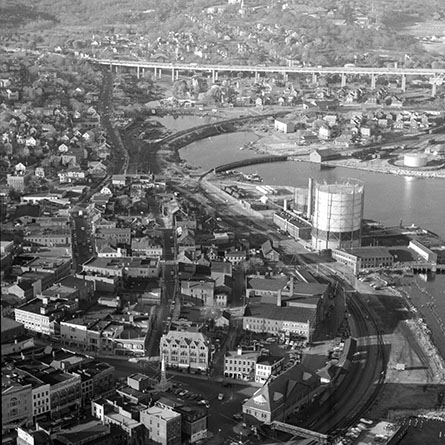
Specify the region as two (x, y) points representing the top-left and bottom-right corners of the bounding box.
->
(1, 1), (445, 445)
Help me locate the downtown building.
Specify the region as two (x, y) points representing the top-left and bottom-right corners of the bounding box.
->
(160, 330), (211, 373)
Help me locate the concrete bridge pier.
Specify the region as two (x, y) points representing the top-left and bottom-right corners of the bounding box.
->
(254, 71), (260, 82)
(341, 73), (347, 88)
(401, 74), (407, 92)
(171, 68), (175, 82)
(136, 66), (140, 79)
(212, 70), (218, 83)
(431, 82), (437, 97)
(370, 74), (376, 90)
(154, 67), (157, 77)
(158, 69), (162, 78)
(283, 72), (288, 82)
(312, 72), (317, 84)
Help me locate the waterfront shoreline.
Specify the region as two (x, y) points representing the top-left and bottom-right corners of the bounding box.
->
(145, 108), (445, 180)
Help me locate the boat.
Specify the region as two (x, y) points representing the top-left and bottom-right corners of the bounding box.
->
(240, 141), (255, 150)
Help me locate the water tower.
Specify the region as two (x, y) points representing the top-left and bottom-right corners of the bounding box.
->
(311, 179), (364, 251)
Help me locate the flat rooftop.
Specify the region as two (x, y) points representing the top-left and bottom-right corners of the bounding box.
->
(275, 210), (312, 228)
(245, 303), (317, 324)
(1, 317), (23, 333)
(343, 246), (392, 259)
(143, 405), (181, 421)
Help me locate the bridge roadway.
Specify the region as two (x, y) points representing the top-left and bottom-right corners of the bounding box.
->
(94, 58), (445, 77)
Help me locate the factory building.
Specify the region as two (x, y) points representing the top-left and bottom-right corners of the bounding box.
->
(331, 247), (394, 275)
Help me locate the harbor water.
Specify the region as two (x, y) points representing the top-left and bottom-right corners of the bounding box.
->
(158, 119), (445, 358)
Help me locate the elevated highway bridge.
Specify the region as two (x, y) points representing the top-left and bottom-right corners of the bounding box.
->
(93, 58), (445, 96)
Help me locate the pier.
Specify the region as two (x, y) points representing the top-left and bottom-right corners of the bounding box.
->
(214, 155), (289, 173)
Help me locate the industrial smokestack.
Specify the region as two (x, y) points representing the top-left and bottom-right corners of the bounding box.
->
(307, 178), (313, 220)
(283, 199), (288, 211)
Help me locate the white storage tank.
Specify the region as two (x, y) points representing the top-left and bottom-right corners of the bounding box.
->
(403, 153), (427, 168)
(311, 179), (364, 251)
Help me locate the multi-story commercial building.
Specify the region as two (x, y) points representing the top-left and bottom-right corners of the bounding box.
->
(255, 356), (284, 385)
(16, 271), (56, 298)
(82, 257), (125, 278)
(180, 280), (215, 306)
(160, 330), (211, 372)
(1, 370), (33, 433)
(246, 276), (291, 300)
(92, 398), (147, 441)
(96, 228), (131, 245)
(155, 397), (208, 444)
(125, 257), (161, 279)
(30, 379), (51, 419)
(140, 406), (182, 445)
(224, 348), (259, 381)
(20, 256), (71, 282)
(131, 237), (163, 258)
(176, 405), (207, 444)
(60, 318), (89, 348)
(82, 256), (160, 279)
(24, 231), (72, 247)
(60, 318), (147, 357)
(15, 297), (77, 337)
(57, 275), (94, 302)
(1, 317), (26, 343)
(35, 367), (82, 417)
(243, 304), (316, 341)
(72, 361), (115, 405)
(1, 318), (35, 356)
(224, 348), (284, 384)
(39, 283), (80, 303)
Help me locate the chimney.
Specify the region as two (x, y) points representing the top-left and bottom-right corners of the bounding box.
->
(237, 346), (243, 356)
(277, 290), (282, 307)
(289, 277), (294, 296)
(283, 199), (288, 211)
(307, 177), (313, 220)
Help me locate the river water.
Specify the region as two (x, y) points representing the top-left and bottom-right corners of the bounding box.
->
(156, 116), (445, 358)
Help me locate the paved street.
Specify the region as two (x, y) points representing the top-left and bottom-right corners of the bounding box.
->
(96, 356), (256, 443)
(71, 215), (94, 273)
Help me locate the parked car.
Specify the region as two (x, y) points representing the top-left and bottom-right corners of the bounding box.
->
(218, 393), (224, 401)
